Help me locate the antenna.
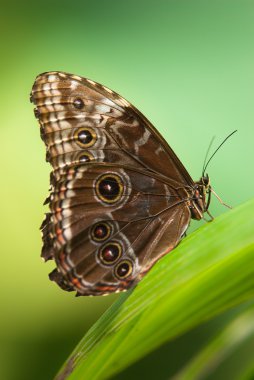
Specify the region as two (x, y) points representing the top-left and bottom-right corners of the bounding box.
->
(202, 135), (215, 177)
(202, 130), (237, 176)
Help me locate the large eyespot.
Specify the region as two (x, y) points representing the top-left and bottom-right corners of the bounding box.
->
(95, 173), (124, 204)
(114, 260), (133, 279)
(74, 127), (97, 148)
(98, 242), (122, 265)
(91, 222), (112, 242)
(73, 97), (84, 109)
(78, 151), (94, 163)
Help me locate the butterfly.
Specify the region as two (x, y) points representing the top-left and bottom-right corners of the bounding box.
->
(31, 71), (212, 296)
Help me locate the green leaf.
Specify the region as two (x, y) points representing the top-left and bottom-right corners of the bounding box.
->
(172, 302), (254, 380)
(55, 198), (254, 380)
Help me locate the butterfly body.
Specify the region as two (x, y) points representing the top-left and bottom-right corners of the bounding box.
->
(31, 72), (210, 296)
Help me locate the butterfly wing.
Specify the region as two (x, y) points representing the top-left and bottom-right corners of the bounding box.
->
(31, 72), (194, 185)
(31, 72), (192, 295)
(43, 165), (190, 295)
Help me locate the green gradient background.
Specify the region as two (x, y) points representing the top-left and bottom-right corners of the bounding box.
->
(1, 1), (253, 379)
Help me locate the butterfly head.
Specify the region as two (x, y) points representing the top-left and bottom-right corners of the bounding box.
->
(191, 174), (211, 220)
(191, 130), (237, 220)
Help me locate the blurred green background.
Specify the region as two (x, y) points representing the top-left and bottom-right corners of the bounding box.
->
(1, 1), (254, 379)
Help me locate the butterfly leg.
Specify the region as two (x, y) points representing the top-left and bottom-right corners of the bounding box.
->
(211, 188), (232, 209)
(206, 209), (214, 221)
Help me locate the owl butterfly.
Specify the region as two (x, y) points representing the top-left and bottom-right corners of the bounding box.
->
(31, 71), (212, 297)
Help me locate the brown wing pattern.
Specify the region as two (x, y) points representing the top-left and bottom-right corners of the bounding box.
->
(32, 72), (193, 185)
(31, 71), (192, 295)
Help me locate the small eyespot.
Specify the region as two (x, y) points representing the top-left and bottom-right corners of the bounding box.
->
(74, 127), (97, 148)
(78, 151), (93, 163)
(114, 260), (133, 279)
(79, 154), (90, 163)
(95, 173), (124, 204)
(99, 242), (122, 265)
(79, 155), (90, 163)
(91, 222), (112, 242)
(30, 93), (34, 103)
(73, 97), (84, 109)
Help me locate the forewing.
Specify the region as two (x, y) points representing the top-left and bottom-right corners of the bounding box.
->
(31, 71), (193, 185)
